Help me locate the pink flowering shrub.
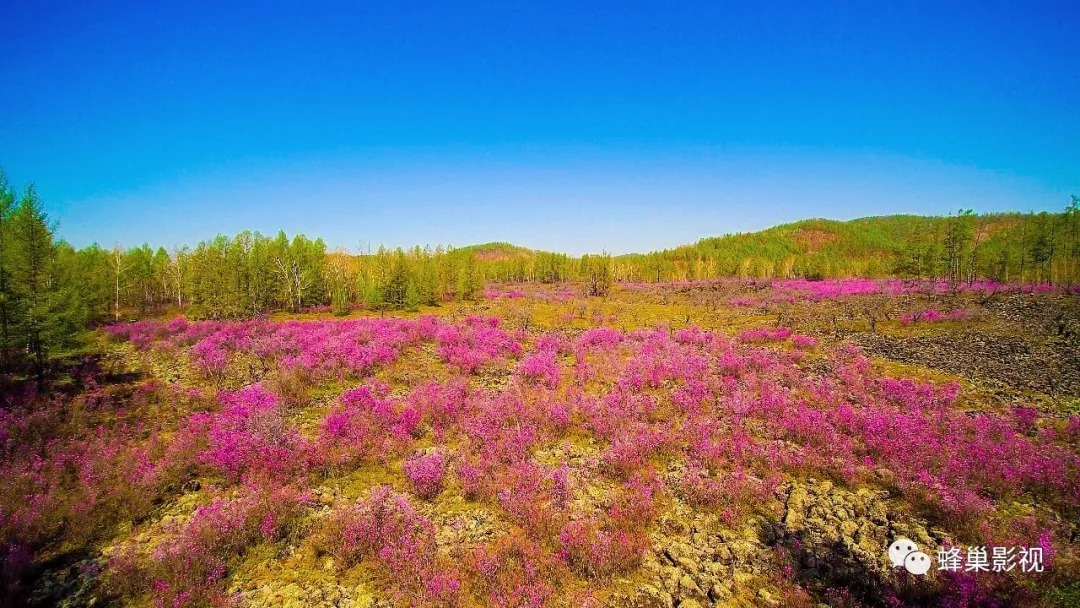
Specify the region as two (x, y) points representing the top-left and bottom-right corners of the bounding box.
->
(107, 482), (310, 607)
(899, 308), (969, 325)
(763, 278), (1060, 302)
(312, 383), (421, 472)
(461, 393), (542, 466)
(320, 487), (457, 604)
(1064, 416), (1080, 443)
(576, 327), (622, 350)
(791, 334), (819, 349)
(533, 333), (570, 354)
(1013, 406), (1039, 434)
(198, 385), (308, 483)
(517, 351), (561, 388)
(79, 309), (1080, 603)
(404, 451), (448, 499)
(467, 531), (562, 608)
(455, 458), (490, 500)
(436, 316), (521, 373)
(321, 486), (431, 569)
(190, 338), (230, 381)
(599, 426), (668, 480)
(494, 461), (566, 537)
(108, 316), (429, 385)
(738, 327), (793, 343)
(679, 465), (778, 522)
(406, 379), (469, 440)
(0, 386), (214, 603)
(609, 470), (662, 529)
(424, 572), (463, 607)
(551, 463), (572, 510)
(557, 519), (650, 579)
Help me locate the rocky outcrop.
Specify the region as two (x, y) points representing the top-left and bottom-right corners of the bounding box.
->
(238, 580), (376, 608)
(771, 479), (937, 605)
(617, 478), (940, 607)
(618, 498), (780, 608)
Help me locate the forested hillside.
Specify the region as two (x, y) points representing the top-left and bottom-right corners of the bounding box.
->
(75, 203), (1076, 325)
(622, 210), (1079, 284)
(1, 169), (1078, 374)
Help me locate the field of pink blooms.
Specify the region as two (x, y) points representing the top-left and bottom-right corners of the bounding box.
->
(3, 282), (1079, 607)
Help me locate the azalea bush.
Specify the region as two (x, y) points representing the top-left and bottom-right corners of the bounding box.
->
(558, 519), (650, 579)
(404, 451), (448, 499)
(107, 482), (311, 607)
(899, 308), (969, 325)
(467, 530), (562, 608)
(319, 486), (458, 605)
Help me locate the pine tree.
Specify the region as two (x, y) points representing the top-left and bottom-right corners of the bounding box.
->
(384, 251), (410, 308)
(8, 185), (84, 382)
(0, 171), (14, 369)
(1066, 196), (1079, 285)
(1030, 212), (1056, 285)
(582, 253), (613, 297)
(942, 209), (974, 288)
(418, 247), (440, 306)
(11, 186), (52, 378)
(364, 285), (385, 311)
(457, 256), (482, 301)
(404, 280), (421, 311)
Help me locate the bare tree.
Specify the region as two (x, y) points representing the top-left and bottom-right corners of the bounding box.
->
(165, 247), (188, 307)
(109, 244), (131, 322)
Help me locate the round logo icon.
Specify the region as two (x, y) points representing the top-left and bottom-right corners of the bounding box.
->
(888, 537), (918, 568)
(904, 551), (932, 575)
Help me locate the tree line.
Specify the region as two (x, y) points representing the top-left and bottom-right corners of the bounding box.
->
(74, 236), (615, 322)
(2, 166), (1077, 379)
(75, 202), (1080, 326)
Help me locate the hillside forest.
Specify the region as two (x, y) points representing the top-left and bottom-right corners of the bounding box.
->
(0, 169), (1077, 379)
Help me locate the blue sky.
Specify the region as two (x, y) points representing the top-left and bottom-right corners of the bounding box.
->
(1, 1), (1077, 255)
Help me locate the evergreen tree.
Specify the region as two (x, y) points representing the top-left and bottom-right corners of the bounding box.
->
(364, 285), (385, 311)
(384, 250), (410, 308)
(0, 171), (14, 369)
(404, 280), (421, 311)
(1030, 212), (1057, 284)
(418, 247), (440, 306)
(1065, 196), (1079, 285)
(582, 253), (613, 297)
(457, 256), (482, 301)
(8, 186), (84, 381)
(55, 243), (111, 322)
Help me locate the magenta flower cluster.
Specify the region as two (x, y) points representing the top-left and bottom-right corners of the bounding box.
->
(403, 451), (448, 500)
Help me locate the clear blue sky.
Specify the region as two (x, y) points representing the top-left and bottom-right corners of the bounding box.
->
(1, 1), (1077, 254)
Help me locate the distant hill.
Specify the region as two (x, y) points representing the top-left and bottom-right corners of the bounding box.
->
(452, 242), (535, 262)
(609, 211), (1075, 282)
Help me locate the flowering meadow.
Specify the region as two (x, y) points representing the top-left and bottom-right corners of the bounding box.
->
(2, 285), (1079, 607)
